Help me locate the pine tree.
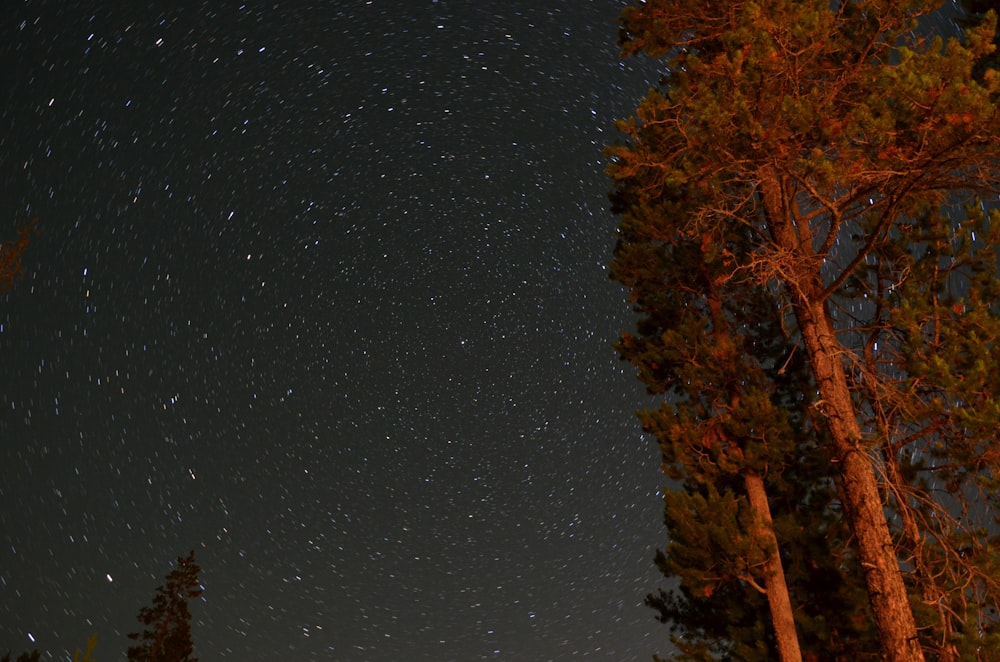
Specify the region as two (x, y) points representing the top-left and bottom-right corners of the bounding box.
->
(960, 0), (1000, 78)
(0, 217), (38, 294)
(608, 1), (1000, 660)
(127, 551), (202, 662)
(611, 147), (879, 660)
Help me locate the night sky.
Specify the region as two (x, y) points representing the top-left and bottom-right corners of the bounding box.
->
(1, 1), (671, 660)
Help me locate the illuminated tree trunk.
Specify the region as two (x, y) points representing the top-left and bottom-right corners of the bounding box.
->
(797, 294), (923, 662)
(762, 173), (924, 662)
(744, 471), (802, 662)
(610, 1), (1000, 656)
(705, 273), (804, 660)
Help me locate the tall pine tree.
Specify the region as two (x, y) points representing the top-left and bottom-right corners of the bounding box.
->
(608, 1), (1000, 660)
(127, 551), (202, 662)
(611, 191), (880, 659)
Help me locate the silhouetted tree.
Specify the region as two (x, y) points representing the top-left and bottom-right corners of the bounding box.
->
(127, 551), (202, 662)
(0, 217), (38, 294)
(2, 634), (96, 662)
(0, 651), (41, 662)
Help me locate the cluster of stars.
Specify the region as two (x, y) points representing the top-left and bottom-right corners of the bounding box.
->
(1, 1), (670, 660)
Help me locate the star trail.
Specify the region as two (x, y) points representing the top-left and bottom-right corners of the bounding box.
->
(1, 2), (667, 660)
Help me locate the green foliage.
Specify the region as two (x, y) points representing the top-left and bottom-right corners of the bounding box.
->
(958, 3), (999, 80)
(609, 0), (1000, 659)
(611, 173), (880, 657)
(127, 551), (202, 662)
(873, 203), (1000, 653)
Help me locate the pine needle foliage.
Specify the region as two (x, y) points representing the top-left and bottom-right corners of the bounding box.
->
(608, 1), (1000, 659)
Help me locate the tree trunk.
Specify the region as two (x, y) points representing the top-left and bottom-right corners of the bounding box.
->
(705, 264), (803, 661)
(796, 299), (924, 662)
(744, 471), (803, 662)
(761, 172), (924, 662)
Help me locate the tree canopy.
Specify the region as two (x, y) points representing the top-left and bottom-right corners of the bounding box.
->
(127, 551), (202, 662)
(608, 1), (1000, 660)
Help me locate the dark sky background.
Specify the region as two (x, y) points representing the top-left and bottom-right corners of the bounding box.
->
(1, 1), (670, 660)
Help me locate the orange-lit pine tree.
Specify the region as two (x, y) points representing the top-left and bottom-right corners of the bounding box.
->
(608, 1), (1000, 659)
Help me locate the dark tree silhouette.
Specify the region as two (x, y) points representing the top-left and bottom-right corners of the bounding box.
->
(0, 651), (41, 662)
(127, 551), (203, 662)
(0, 217), (39, 294)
